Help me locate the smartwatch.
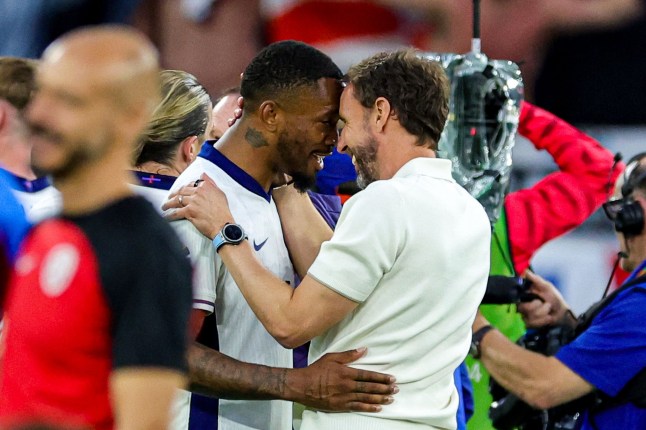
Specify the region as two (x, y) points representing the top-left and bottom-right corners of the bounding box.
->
(470, 325), (494, 359)
(212, 223), (247, 253)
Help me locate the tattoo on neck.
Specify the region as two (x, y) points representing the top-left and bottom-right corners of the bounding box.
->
(245, 127), (269, 148)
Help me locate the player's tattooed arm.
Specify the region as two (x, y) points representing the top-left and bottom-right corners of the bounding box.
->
(188, 342), (398, 412)
(188, 342), (287, 400)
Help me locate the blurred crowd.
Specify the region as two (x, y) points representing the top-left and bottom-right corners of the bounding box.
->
(2, 0), (646, 124)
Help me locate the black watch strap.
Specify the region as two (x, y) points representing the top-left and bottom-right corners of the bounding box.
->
(471, 325), (495, 359)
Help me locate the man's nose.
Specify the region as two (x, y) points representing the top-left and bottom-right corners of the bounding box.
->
(336, 133), (348, 154)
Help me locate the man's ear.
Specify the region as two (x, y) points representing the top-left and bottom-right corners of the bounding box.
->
(0, 101), (12, 132)
(374, 97), (393, 132)
(180, 135), (200, 163)
(259, 100), (280, 132)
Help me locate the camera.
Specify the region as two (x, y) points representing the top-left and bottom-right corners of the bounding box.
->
(481, 276), (539, 305)
(482, 279), (582, 430)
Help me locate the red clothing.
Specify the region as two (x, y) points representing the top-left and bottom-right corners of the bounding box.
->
(267, 1), (399, 45)
(506, 102), (624, 274)
(0, 197), (192, 430)
(0, 220), (113, 429)
(265, 1), (433, 53)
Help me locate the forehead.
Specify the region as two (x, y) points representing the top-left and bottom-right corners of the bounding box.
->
(615, 158), (646, 199)
(38, 52), (116, 102)
(213, 94), (239, 122)
(339, 84), (362, 117)
(288, 77), (342, 116)
(211, 94), (238, 137)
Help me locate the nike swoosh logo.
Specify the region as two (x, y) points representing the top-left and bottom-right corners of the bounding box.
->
(253, 238), (269, 251)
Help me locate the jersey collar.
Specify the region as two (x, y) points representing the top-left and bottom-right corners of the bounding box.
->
(198, 143), (271, 202)
(130, 171), (177, 191)
(0, 167), (52, 193)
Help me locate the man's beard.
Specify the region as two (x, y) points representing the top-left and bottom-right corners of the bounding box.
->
(30, 161), (47, 178)
(48, 145), (103, 181)
(276, 133), (317, 193)
(353, 136), (379, 189)
(290, 171), (316, 193)
(30, 123), (112, 181)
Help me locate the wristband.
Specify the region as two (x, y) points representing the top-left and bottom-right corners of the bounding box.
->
(470, 325), (495, 359)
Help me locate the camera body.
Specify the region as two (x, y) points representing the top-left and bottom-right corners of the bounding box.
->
(488, 325), (582, 430)
(482, 271), (646, 429)
(481, 277), (584, 430)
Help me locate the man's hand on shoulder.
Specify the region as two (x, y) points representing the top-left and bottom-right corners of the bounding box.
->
(163, 173), (234, 239)
(285, 348), (398, 412)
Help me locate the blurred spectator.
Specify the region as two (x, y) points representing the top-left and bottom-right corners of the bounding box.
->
(0, 0), (143, 58)
(0, 171), (29, 300)
(209, 86), (240, 141)
(132, 69), (212, 211)
(134, 0), (262, 97)
(0, 26), (192, 430)
(262, 0), (434, 71)
(0, 57), (60, 221)
(263, 0), (642, 101)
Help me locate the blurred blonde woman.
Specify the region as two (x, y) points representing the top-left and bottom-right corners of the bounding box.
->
(131, 69), (212, 211)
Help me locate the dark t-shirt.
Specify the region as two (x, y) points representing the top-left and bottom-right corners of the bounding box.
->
(0, 196), (192, 430)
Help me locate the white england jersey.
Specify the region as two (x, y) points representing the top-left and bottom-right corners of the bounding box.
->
(168, 144), (294, 430)
(0, 169), (60, 222)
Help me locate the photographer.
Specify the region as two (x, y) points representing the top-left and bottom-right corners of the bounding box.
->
(471, 164), (646, 429)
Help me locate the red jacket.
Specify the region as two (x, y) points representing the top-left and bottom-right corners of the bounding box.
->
(506, 102), (623, 274)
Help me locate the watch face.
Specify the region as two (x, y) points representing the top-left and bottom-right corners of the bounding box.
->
(469, 341), (478, 358)
(223, 224), (244, 241)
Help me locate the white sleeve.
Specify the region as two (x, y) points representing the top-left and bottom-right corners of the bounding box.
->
(307, 183), (403, 302)
(170, 219), (220, 313)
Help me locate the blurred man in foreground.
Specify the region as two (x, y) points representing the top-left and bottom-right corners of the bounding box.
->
(0, 26), (193, 430)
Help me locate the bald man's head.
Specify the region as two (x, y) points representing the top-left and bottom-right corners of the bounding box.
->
(43, 26), (161, 117)
(27, 26), (162, 179)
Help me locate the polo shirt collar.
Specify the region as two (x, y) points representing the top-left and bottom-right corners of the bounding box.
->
(393, 157), (454, 182)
